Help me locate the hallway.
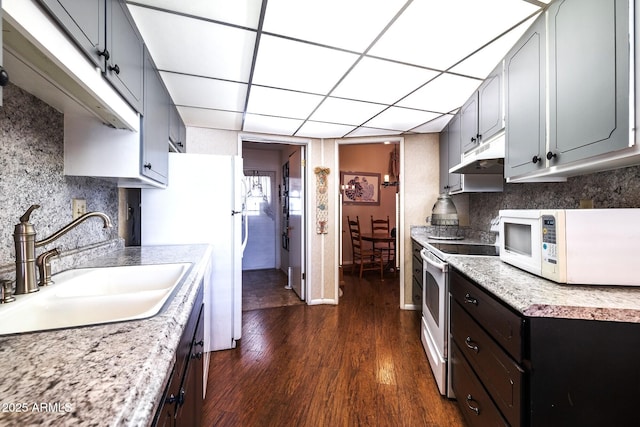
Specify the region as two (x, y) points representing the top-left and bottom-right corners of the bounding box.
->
(204, 271), (464, 426)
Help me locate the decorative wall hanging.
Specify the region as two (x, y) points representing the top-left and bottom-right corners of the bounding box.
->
(314, 167), (330, 234)
(340, 171), (380, 205)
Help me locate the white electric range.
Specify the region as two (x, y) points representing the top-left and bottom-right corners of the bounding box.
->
(420, 240), (499, 398)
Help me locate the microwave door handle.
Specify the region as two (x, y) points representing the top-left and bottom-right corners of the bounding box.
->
(421, 252), (447, 273)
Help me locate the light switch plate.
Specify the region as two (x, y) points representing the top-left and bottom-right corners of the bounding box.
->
(72, 198), (87, 219)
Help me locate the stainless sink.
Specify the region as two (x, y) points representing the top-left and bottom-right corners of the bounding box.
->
(0, 263), (191, 335)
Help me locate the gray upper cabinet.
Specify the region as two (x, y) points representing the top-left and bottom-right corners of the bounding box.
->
(460, 93), (478, 155)
(38, 0), (144, 114)
(460, 63), (504, 155)
(105, 0), (144, 113)
(37, 0), (106, 71)
(447, 114), (462, 193)
(547, 0), (630, 165)
(439, 123), (450, 193)
(169, 104), (187, 153)
(142, 47), (169, 184)
(505, 16), (546, 179)
(478, 64), (504, 142)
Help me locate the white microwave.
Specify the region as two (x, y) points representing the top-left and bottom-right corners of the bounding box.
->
(499, 209), (640, 286)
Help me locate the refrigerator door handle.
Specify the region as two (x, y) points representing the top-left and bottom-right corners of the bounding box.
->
(241, 211), (249, 253)
(239, 179), (249, 253)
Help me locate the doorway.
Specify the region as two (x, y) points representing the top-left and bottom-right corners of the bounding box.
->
(241, 139), (307, 308)
(338, 139), (403, 305)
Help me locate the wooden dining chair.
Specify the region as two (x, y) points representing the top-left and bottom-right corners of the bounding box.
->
(371, 215), (394, 265)
(347, 216), (383, 280)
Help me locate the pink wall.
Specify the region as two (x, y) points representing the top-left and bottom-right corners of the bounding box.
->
(340, 143), (398, 264)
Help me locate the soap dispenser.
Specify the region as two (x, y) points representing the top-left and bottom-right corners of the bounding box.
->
(14, 205), (40, 294)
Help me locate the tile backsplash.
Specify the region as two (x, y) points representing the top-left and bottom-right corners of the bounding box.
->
(469, 165), (640, 232)
(0, 84), (120, 277)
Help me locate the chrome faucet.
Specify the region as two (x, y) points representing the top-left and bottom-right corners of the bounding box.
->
(13, 205), (112, 295)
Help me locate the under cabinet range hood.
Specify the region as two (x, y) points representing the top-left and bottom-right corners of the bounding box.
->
(450, 132), (505, 174)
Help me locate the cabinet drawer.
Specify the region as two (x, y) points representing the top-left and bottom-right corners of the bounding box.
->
(412, 257), (423, 285)
(450, 269), (523, 361)
(452, 300), (523, 427)
(411, 240), (424, 285)
(411, 240), (423, 261)
(174, 285), (204, 384)
(451, 341), (509, 427)
(412, 276), (422, 306)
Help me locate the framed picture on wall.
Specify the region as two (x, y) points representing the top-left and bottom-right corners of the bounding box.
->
(340, 171), (380, 205)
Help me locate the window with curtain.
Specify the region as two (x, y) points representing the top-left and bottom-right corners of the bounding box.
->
(243, 171), (275, 219)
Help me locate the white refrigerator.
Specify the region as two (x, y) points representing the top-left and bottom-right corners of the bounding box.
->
(141, 153), (246, 352)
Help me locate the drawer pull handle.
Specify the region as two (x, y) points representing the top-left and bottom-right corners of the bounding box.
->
(465, 337), (479, 353)
(464, 293), (478, 305)
(466, 394), (480, 415)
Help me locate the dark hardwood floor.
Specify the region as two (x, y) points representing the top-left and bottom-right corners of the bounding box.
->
(203, 269), (465, 426)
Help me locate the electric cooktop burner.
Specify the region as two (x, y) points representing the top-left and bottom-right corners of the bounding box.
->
(429, 242), (499, 256)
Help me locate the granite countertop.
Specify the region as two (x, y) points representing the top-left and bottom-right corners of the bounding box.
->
(0, 244), (212, 427)
(411, 228), (640, 323)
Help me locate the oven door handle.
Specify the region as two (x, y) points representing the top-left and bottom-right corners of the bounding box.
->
(421, 250), (447, 272)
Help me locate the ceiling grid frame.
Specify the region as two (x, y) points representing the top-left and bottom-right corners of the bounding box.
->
(126, 0), (551, 138)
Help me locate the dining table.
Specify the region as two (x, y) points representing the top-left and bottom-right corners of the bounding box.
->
(360, 233), (397, 272)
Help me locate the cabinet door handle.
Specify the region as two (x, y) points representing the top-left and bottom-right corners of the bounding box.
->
(466, 394), (480, 415)
(194, 340), (204, 347)
(532, 155), (541, 164)
(97, 48), (110, 61)
(546, 151), (557, 160)
(0, 66), (10, 87)
(465, 336), (479, 353)
(109, 64), (121, 75)
(463, 293), (478, 305)
(144, 163), (152, 170)
(470, 137), (476, 143)
(191, 351), (203, 360)
(166, 388), (185, 405)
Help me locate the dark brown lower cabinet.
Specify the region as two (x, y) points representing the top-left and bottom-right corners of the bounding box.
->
(450, 268), (640, 427)
(451, 341), (509, 426)
(153, 283), (204, 427)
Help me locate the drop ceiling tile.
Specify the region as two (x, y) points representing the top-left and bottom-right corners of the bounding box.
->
(410, 114), (454, 133)
(129, 6), (256, 81)
(296, 121), (356, 139)
(450, 15), (539, 79)
(243, 114), (303, 135)
(160, 72), (247, 111)
(262, 0), (406, 52)
(127, 0), (263, 28)
(346, 127), (403, 138)
(332, 57), (440, 104)
(309, 97), (387, 126)
(397, 73), (482, 113)
(252, 35), (359, 94)
(363, 107), (441, 132)
(368, 0), (540, 70)
(246, 86), (324, 119)
(178, 106), (243, 130)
